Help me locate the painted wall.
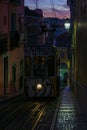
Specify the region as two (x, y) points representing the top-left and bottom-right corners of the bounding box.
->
(0, 0), (24, 96)
(72, 0), (87, 118)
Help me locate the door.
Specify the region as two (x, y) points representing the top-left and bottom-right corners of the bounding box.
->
(4, 57), (8, 95)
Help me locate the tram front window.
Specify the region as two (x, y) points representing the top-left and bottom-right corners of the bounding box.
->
(47, 56), (55, 76)
(33, 56), (46, 77)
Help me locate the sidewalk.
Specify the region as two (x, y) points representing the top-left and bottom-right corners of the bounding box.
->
(51, 86), (87, 130)
(0, 92), (23, 104)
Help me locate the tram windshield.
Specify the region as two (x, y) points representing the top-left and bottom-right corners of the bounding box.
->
(47, 56), (55, 76)
(33, 56), (55, 77)
(24, 46), (58, 77)
(25, 56), (56, 77)
(33, 56), (46, 77)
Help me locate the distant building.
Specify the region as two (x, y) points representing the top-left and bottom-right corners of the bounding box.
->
(56, 32), (71, 48)
(56, 31), (71, 76)
(24, 7), (45, 45)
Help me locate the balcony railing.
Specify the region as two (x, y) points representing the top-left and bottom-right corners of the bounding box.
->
(10, 31), (20, 50)
(0, 34), (8, 54)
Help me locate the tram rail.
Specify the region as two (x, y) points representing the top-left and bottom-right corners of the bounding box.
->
(0, 96), (58, 130)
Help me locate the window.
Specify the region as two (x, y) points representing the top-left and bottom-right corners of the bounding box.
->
(3, 16), (7, 25)
(33, 56), (46, 77)
(47, 56), (55, 76)
(19, 60), (23, 76)
(19, 60), (23, 89)
(11, 13), (16, 31)
(12, 64), (16, 83)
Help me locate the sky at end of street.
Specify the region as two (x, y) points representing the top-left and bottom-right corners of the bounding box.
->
(24, 0), (70, 19)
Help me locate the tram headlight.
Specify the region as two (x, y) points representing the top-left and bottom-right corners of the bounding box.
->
(36, 84), (43, 90)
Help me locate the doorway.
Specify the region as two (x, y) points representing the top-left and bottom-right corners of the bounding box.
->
(4, 56), (8, 95)
(59, 63), (68, 89)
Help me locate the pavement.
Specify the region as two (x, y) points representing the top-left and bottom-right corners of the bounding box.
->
(0, 92), (23, 104)
(50, 86), (87, 130)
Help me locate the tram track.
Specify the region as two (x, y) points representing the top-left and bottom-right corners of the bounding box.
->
(18, 103), (46, 130)
(0, 96), (59, 130)
(0, 97), (49, 130)
(0, 103), (33, 129)
(0, 95), (25, 111)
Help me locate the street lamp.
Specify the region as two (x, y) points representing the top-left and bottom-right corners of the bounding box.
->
(64, 18), (71, 86)
(64, 18), (71, 31)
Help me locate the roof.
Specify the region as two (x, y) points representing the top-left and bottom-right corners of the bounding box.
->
(25, 6), (43, 17)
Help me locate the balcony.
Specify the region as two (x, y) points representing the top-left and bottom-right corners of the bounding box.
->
(10, 31), (20, 50)
(0, 34), (8, 54)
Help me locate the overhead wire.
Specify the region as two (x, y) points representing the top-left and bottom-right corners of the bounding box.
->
(50, 0), (57, 18)
(32, 0), (39, 9)
(31, 0), (57, 18)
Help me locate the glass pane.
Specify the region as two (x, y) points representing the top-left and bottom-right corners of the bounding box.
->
(12, 65), (16, 83)
(33, 56), (46, 77)
(47, 56), (55, 76)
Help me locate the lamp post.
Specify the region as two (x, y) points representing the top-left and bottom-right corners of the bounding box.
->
(64, 18), (71, 31)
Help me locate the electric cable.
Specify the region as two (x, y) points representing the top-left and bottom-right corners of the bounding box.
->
(50, 0), (57, 18)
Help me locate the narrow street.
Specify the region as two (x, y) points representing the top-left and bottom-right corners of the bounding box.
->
(0, 0), (87, 130)
(0, 95), (58, 130)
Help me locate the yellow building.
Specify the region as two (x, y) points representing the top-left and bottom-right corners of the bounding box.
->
(56, 31), (71, 86)
(69, 0), (87, 118)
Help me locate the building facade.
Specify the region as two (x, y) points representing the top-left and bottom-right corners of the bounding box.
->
(24, 7), (45, 46)
(68, 0), (87, 117)
(56, 31), (71, 85)
(0, 0), (24, 96)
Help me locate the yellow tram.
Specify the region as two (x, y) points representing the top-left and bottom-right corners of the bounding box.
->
(24, 45), (60, 97)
